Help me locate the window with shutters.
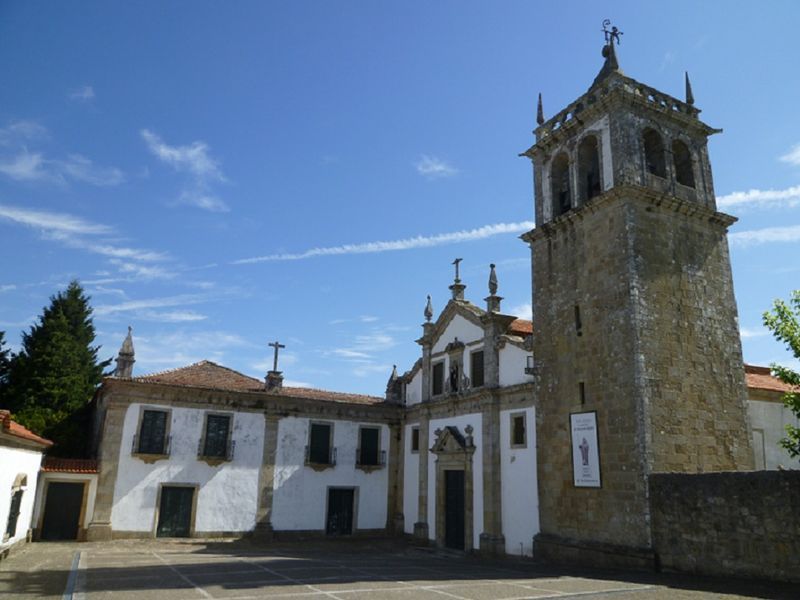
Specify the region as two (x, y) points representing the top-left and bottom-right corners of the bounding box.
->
(307, 422), (335, 468)
(511, 412), (527, 448)
(4, 489), (23, 541)
(411, 426), (420, 453)
(357, 426), (383, 468)
(135, 409), (170, 456)
(470, 350), (485, 388)
(200, 413), (233, 461)
(432, 361), (445, 396)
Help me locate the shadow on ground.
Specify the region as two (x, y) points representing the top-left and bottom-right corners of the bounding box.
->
(2, 537), (795, 599)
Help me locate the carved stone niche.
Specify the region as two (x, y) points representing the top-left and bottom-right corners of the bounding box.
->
(431, 425), (476, 552)
(445, 338), (466, 394)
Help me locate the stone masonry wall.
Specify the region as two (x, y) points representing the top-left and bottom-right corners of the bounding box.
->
(531, 193), (650, 550)
(629, 198), (754, 473)
(650, 471), (800, 582)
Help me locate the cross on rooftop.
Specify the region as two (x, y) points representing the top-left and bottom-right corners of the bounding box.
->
(452, 258), (463, 283)
(268, 340), (286, 372)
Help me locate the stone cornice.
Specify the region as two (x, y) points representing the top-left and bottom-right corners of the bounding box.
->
(404, 382), (534, 421)
(522, 184), (736, 246)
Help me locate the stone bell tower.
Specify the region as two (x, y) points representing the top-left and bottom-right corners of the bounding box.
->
(521, 26), (753, 565)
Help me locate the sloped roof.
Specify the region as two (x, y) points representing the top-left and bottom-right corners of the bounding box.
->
(42, 457), (98, 473)
(509, 319), (533, 336)
(129, 360), (384, 405)
(0, 410), (53, 448)
(745, 364), (797, 394)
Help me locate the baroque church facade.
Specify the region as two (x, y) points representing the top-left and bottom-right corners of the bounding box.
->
(17, 35), (798, 570)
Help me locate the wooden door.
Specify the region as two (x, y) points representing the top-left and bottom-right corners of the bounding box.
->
(326, 488), (354, 536)
(41, 482), (84, 541)
(156, 486), (194, 537)
(444, 470), (465, 550)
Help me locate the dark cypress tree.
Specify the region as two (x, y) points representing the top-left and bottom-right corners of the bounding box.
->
(5, 281), (112, 456)
(0, 331), (10, 399)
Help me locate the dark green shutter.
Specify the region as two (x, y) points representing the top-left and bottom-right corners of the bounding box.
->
(139, 410), (167, 454)
(359, 428), (380, 465)
(203, 415), (231, 458)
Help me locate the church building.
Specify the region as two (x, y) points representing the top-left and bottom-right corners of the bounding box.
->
(24, 29), (797, 577)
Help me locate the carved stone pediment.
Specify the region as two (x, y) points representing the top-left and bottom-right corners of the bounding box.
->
(431, 425), (475, 455)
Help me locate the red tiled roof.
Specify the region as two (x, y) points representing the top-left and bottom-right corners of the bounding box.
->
(745, 364), (797, 394)
(133, 360), (264, 392)
(42, 457), (98, 473)
(0, 410), (53, 447)
(129, 360), (385, 405)
(508, 318), (533, 336)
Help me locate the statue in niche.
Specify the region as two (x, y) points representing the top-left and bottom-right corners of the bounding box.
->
(449, 364), (459, 392)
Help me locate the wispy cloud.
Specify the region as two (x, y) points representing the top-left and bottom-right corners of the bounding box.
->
(730, 224), (800, 247)
(718, 185), (800, 210)
(109, 259), (174, 279)
(139, 310), (208, 323)
(0, 284), (17, 293)
(509, 302), (532, 320)
(780, 144), (800, 167)
(126, 330), (256, 374)
(0, 203), (167, 267)
(68, 85), (95, 102)
(94, 293), (213, 317)
(233, 221), (535, 264)
(740, 326), (768, 339)
(0, 120), (123, 186)
(0, 204), (112, 235)
(141, 129), (229, 212)
(416, 155), (458, 178)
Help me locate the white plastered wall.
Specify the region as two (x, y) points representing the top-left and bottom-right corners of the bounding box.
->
(406, 371), (422, 406)
(271, 417), (389, 531)
(427, 412), (483, 548)
(500, 406), (538, 556)
(402, 422), (420, 533)
(432, 315), (483, 354)
(499, 344), (533, 387)
(111, 403), (264, 533)
(748, 399), (800, 470)
(0, 445), (43, 549)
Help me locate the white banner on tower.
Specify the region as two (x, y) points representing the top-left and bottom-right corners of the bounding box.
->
(570, 411), (601, 488)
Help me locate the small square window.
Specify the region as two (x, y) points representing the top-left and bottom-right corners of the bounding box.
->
(511, 413), (527, 448)
(137, 409), (169, 455)
(432, 362), (445, 396)
(308, 422), (335, 466)
(411, 427), (420, 453)
(470, 350), (485, 388)
(201, 414), (232, 459)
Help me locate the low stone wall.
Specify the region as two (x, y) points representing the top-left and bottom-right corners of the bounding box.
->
(649, 471), (800, 582)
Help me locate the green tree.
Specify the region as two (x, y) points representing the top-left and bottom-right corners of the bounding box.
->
(5, 281), (111, 456)
(763, 290), (800, 458)
(0, 330), (10, 394)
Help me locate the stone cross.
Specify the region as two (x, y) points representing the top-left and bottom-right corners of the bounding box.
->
(452, 258), (463, 283)
(268, 341), (285, 372)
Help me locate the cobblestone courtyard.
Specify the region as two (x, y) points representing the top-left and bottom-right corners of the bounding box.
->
(0, 539), (794, 599)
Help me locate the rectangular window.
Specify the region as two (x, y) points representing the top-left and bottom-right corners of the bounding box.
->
(411, 427), (420, 453)
(511, 413), (527, 448)
(138, 409), (168, 455)
(202, 414), (232, 459)
(432, 361), (444, 396)
(358, 427), (381, 466)
(308, 422), (333, 465)
(4, 490), (23, 539)
(470, 350), (485, 388)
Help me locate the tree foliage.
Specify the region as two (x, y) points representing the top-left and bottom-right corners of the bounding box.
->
(763, 290), (800, 458)
(0, 330), (10, 390)
(4, 281), (111, 456)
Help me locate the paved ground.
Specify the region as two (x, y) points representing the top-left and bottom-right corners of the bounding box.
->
(0, 538), (795, 599)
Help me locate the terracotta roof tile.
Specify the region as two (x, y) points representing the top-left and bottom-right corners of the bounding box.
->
(745, 364), (797, 394)
(128, 360), (385, 405)
(508, 318), (533, 336)
(42, 457), (98, 473)
(0, 409), (53, 447)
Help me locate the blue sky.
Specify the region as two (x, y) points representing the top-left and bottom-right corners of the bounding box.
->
(1, 1), (799, 395)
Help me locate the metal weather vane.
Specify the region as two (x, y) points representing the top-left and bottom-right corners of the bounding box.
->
(602, 19), (623, 46)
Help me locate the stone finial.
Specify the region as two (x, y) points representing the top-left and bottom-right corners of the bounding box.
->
(424, 295), (434, 322)
(685, 71), (695, 105)
(485, 264), (502, 313)
(536, 93), (544, 126)
(114, 326), (135, 378)
(385, 365), (403, 404)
